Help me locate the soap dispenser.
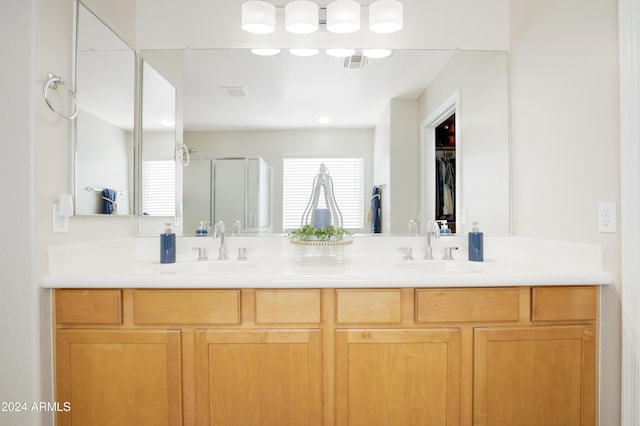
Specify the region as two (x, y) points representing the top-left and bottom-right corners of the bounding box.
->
(438, 220), (451, 236)
(160, 222), (176, 264)
(468, 221), (484, 262)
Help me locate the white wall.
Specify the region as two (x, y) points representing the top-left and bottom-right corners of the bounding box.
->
(1, 1), (41, 425)
(373, 104), (391, 233)
(508, 0), (620, 424)
(372, 99), (420, 234)
(389, 99), (420, 233)
(185, 129), (374, 234)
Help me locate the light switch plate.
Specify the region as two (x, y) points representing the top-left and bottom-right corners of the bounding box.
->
(53, 204), (69, 233)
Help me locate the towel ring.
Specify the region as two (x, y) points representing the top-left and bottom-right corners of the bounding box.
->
(43, 72), (79, 120)
(179, 144), (190, 166)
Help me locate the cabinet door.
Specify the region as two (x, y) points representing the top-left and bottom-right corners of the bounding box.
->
(55, 329), (182, 426)
(474, 325), (596, 426)
(335, 328), (461, 426)
(195, 329), (322, 426)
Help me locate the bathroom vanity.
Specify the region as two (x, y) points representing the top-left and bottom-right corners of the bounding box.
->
(45, 236), (607, 426)
(53, 285), (597, 426)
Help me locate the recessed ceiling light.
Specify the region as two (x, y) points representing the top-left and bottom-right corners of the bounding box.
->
(362, 48), (392, 59)
(289, 48), (319, 57)
(326, 48), (356, 58)
(317, 117), (331, 124)
(160, 120), (175, 127)
(251, 48), (281, 56)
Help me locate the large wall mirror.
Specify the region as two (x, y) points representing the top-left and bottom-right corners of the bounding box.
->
(138, 48), (510, 235)
(74, 2), (135, 215)
(139, 59), (177, 217)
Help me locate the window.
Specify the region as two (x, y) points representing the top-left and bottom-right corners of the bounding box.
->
(283, 157), (364, 231)
(141, 160), (176, 216)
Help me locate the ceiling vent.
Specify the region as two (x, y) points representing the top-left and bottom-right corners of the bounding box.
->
(343, 54), (368, 69)
(221, 86), (248, 97)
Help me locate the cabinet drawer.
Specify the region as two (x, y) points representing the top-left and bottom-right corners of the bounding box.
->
(531, 286), (596, 321)
(416, 288), (520, 323)
(55, 289), (123, 325)
(256, 290), (322, 324)
(133, 290), (241, 325)
(336, 289), (402, 324)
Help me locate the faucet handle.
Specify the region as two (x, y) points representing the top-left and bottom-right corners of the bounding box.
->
(237, 247), (248, 261)
(399, 247), (414, 261)
(408, 219), (418, 236)
(232, 220), (242, 236)
(192, 247), (208, 261)
(214, 220), (225, 237)
(443, 246), (459, 260)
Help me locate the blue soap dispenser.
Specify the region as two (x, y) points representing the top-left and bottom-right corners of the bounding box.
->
(160, 222), (176, 264)
(439, 220), (451, 236)
(468, 221), (484, 262)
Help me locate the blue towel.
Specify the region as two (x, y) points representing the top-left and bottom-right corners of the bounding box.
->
(101, 188), (117, 214)
(371, 186), (381, 234)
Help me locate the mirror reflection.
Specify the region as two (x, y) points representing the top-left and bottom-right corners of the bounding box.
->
(140, 60), (177, 217)
(74, 2), (135, 215)
(184, 157), (272, 235)
(138, 48), (510, 235)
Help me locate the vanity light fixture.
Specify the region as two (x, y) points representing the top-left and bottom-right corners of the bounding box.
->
(289, 48), (320, 57)
(285, 1), (319, 34)
(241, 1), (403, 34)
(241, 1), (276, 34)
(326, 0), (361, 33)
(369, 0), (403, 33)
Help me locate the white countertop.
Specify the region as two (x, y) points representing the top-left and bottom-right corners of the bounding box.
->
(41, 235), (613, 288)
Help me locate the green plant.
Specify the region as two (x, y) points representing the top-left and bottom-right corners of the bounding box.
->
(287, 224), (352, 241)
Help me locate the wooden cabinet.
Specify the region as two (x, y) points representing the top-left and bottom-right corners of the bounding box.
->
(55, 329), (182, 426)
(195, 329), (322, 426)
(335, 328), (461, 426)
(474, 325), (596, 426)
(53, 286), (598, 426)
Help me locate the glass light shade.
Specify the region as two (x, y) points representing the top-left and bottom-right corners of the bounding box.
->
(289, 48), (319, 57)
(369, 0), (403, 33)
(285, 1), (319, 34)
(326, 0), (361, 33)
(241, 1), (276, 34)
(362, 48), (392, 58)
(251, 48), (282, 56)
(325, 48), (356, 58)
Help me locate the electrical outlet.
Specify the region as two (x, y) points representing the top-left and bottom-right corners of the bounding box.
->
(598, 202), (616, 233)
(461, 208), (468, 225)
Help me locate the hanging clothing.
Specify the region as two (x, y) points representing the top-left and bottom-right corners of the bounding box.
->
(435, 157), (455, 220)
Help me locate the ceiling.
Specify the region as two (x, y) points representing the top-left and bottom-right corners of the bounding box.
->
(178, 48), (455, 130)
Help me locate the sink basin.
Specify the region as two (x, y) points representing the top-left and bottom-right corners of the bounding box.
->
(157, 260), (260, 275)
(385, 259), (487, 274)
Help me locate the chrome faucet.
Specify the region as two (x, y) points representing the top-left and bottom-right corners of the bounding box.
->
(424, 220), (440, 260)
(213, 221), (228, 260)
